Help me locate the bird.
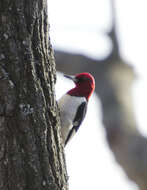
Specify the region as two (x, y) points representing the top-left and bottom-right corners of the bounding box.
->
(58, 72), (95, 146)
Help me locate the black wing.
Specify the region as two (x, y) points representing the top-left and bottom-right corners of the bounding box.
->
(65, 102), (87, 146)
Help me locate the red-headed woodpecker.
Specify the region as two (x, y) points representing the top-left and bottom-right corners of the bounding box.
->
(58, 73), (95, 146)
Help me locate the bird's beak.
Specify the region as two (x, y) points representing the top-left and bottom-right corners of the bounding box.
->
(64, 74), (77, 83)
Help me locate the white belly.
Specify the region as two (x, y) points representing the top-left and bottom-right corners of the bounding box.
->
(58, 94), (86, 144)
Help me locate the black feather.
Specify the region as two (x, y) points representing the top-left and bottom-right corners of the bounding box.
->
(65, 102), (87, 146)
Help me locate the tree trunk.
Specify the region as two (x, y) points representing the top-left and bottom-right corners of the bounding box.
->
(0, 1), (68, 189)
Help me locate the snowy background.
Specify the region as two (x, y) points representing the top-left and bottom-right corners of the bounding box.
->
(48, 0), (147, 189)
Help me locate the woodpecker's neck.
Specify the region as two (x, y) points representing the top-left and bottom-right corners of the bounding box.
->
(67, 82), (94, 101)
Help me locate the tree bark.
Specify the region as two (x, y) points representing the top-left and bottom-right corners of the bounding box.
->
(0, 1), (68, 190)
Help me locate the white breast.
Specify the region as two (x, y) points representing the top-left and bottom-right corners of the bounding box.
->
(58, 94), (86, 144)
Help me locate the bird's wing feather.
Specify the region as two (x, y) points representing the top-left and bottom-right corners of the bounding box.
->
(65, 102), (87, 146)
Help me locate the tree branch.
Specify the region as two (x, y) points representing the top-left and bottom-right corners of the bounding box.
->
(54, 0), (147, 189)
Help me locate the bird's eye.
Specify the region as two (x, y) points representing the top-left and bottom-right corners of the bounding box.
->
(78, 78), (84, 82)
(77, 78), (85, 82)
(77, 77), (89, 83)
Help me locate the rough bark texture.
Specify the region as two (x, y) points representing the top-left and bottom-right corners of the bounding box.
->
(0, 0), (68, 190)
(55, 1), (147, 189)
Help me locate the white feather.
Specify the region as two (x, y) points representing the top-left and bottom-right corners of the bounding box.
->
(58, 94), (86, 144)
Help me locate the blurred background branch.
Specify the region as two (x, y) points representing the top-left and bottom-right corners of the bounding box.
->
(52, 0), (147, 189)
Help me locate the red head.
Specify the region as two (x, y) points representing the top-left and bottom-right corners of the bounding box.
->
(64, 73), (95, 100)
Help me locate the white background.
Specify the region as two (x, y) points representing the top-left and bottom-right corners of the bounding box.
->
(48, 0), (147, 189)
